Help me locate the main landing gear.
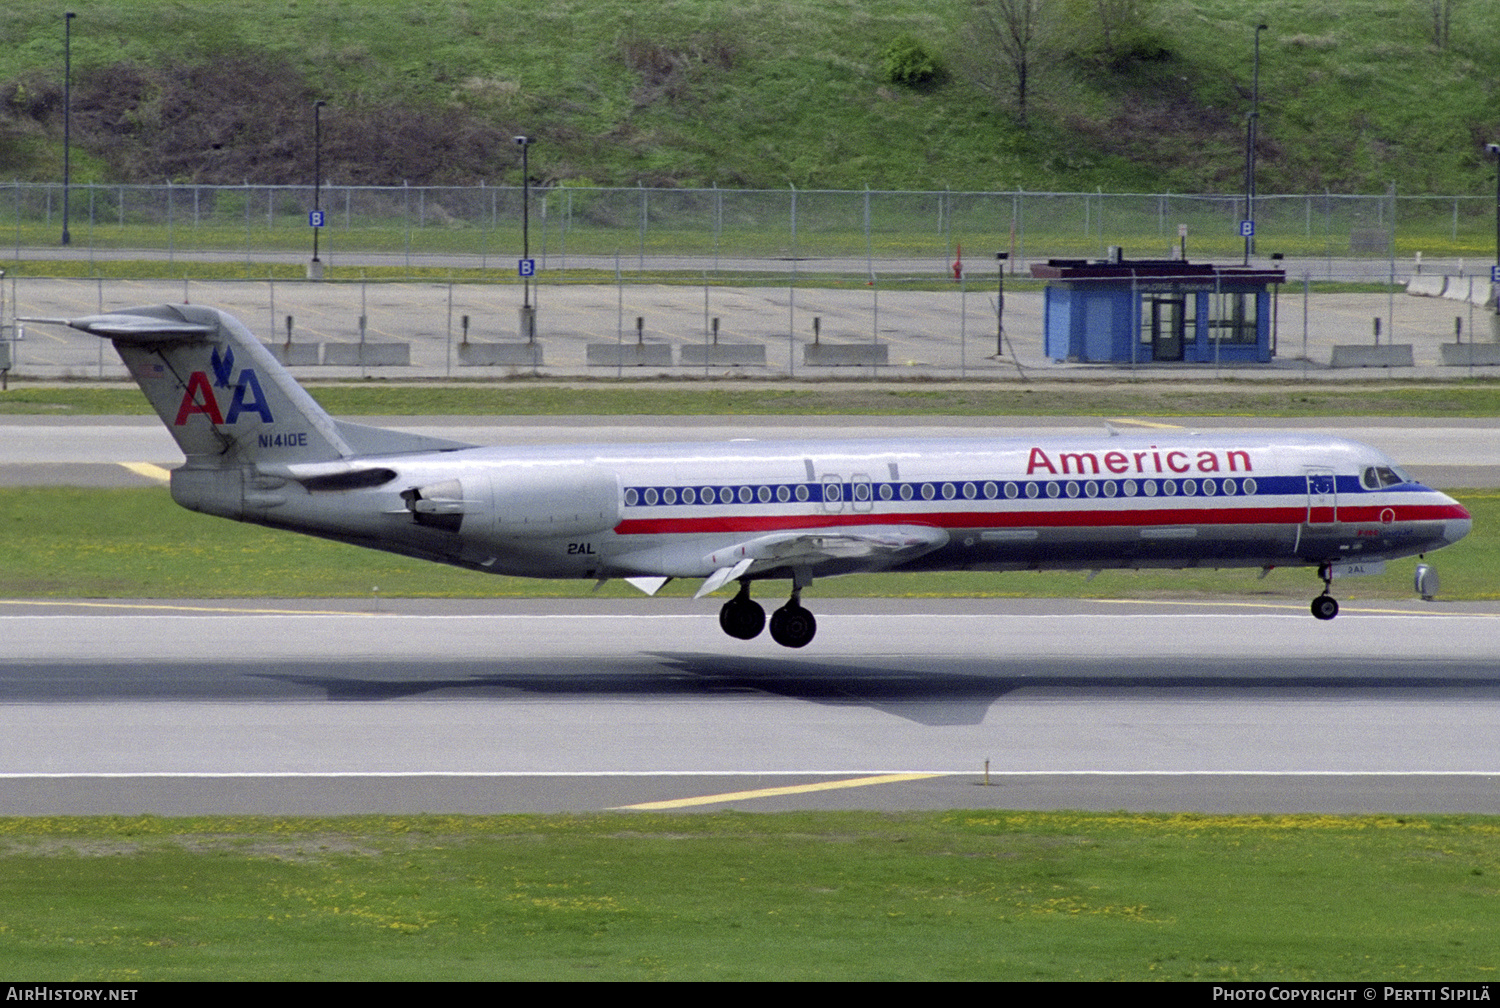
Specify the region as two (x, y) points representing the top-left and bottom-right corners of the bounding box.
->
(1310, 563), (1339, 621)
(719, 580), (765, 640)
(718, 580), (817, 648)
(769, 590), (817, 649)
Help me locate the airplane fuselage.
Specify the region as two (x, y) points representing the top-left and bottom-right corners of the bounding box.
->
(171, 431), (1469, 585)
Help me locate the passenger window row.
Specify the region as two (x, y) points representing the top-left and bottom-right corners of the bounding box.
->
(623, 477), (1263, 507)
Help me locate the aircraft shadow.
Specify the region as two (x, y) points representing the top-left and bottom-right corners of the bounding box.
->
(8, 652), (1496, 727)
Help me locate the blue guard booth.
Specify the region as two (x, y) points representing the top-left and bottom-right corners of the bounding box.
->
(1031, 255), (1285, 364)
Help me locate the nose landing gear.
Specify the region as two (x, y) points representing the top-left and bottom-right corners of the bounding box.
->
(1311, 563), (1339, 620)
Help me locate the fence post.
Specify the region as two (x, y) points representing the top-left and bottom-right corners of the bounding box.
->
(864, 186), (872, 277)
(638, 183), (647, 271)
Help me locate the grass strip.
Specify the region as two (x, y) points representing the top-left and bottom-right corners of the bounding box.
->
(0, 487), (1492, 601)
(0, 257), (1410, 293)
(0, 811), (1494, 981)
(9, 382), (1500, 417)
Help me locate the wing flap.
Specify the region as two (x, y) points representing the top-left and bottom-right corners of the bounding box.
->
(694, 525), (949, 597)
(694, 557), (755, 599)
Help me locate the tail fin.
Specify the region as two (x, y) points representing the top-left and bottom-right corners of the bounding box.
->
(25, 304), (471, 466)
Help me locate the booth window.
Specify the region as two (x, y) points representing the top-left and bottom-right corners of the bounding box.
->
(1208, 292), (1257, 345)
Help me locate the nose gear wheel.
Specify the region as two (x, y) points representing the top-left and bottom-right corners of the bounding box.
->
(1310, 563), (1339, 620)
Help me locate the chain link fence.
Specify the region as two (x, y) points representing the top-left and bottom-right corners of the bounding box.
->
(6, 182), (1495, 272)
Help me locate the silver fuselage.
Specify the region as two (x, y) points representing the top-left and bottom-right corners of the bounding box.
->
(171, 431), (1471, 584)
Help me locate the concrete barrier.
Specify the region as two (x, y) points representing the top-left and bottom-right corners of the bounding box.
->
(1440, 343), (1500, 366)
(322, 342), (411, 366)
(457, 342), (544, 366)
(1330, 344), (1414, 368)
(1443, 276), (1497, 307)
(585, 343), (674, 366)
(1443, 276), (1475, 303)
(803, 342), (889, 366)
(1406, 275), (1447, 297)
(264, 342), (321, 366)
(679, 343), (767, 366)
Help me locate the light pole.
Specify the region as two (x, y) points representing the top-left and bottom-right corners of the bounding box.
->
(0, 268), (9, 390)
(61, 11), (76, 246)
(1487, 143), (1500, 322)
(1244, 22), (1267, 266)
(515, 135), (535, 341)
(995, 252), (1008, 357)
(310, 100), (325, 278)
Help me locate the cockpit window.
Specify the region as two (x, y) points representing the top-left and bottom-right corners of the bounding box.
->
(1361, 465), (1410, 489)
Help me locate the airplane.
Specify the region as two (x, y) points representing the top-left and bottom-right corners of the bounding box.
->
(22, 303), (1472, 648)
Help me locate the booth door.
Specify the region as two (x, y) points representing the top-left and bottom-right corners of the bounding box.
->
(1141, 296), (1186, 361)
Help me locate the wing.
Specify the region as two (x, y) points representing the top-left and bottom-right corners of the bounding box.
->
(694, 524), (949, 598)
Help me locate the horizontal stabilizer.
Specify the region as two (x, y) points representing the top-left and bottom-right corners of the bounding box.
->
(21, 306), (215, 342)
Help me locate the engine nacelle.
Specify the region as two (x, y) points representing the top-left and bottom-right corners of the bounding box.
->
(489, 463), (620, 538)
(402, 464), (620, 541)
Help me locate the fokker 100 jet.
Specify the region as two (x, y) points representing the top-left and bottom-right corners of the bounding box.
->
(24, 304), (1472, 648)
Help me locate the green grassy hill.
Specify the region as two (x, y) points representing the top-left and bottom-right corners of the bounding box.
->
(2, 0), (1499, 195)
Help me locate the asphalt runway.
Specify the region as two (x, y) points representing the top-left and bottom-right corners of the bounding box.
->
(1, 598), (1497, 815)
(2, 416), (1496, 815)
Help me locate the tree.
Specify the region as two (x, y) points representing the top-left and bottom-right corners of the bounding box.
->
(1067, 0), (1164, 66)
(961, 0), (1066, 125)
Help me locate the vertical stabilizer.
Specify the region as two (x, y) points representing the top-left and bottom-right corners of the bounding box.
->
(48, 304), (353, 466)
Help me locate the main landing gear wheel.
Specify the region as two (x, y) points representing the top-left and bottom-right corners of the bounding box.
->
(769, 603), (817, 649)
(719, 581), (765, 640)
(1310, 563), (1339, 621)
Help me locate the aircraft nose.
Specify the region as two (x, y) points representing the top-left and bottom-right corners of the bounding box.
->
(1438, 493), (1471, 547)
(1442, 516), (1472, 547)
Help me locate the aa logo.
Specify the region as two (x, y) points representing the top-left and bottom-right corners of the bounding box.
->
(174, 346), (274, 425)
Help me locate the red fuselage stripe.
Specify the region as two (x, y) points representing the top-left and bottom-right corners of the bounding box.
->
(612, 502), (1470, 536)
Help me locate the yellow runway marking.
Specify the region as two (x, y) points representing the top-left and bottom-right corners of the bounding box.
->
(0, 599), (377, 616)
(120, 462), (173, 483)
(1105, 418), (1183, 429)
(612, 772), (944, 810)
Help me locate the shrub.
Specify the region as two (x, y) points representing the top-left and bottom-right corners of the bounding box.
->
(882, 36), (939, 88)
